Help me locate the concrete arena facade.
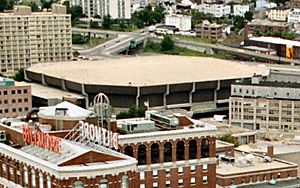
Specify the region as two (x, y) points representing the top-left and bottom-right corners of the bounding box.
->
(25, 56), (269, 112)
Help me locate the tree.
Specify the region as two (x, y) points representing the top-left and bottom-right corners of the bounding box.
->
(270, 0), (288, 6)
(116, 106), (146, 119)
(0, 0), (8, 12)
(23, 1), (39, 12)
(14, 69), (25, 81)
(70, 5), (83, 20)
(41, 0), (53, 9)
(72, 34), (88, 44)
(217, 134), (240, 147)
(160, 35), (174, 52)
(244, 11), (253, 21)
(233, 16), (244, 32)
(102, 15), (112, 29)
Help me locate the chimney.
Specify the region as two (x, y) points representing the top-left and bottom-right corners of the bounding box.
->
(267, 145), (274, 157)
(244, 20), (249, 40)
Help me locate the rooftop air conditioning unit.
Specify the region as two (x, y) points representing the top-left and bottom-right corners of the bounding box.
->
(0, 131), (8, 142)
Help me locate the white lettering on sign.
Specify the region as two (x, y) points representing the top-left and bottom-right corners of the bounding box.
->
(78, 121), (119, 149)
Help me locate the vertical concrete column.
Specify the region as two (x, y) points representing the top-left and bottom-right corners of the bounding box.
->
(241, 98), (244, 128)
(279, 100), (282, 131)
(43, 173), (47, 188)
(266, 100), (270, 130)
(13, 160), (17, 184)
(292, 101), (295, 132)
(163, 84), (170, 109)
(136, 86), (140, 107)
(6, 157), (10, 180)
(146, 143), (151, 165)
(35, 170), (40, 188)
(159, 142), (165, 163)
(172, 140), (177, 162)
(20, 163), (25, 187)
(209, 137), (216, 157)
(254, 98), (257, 130)
(229, 97), (232, 125)
(133, 144), (138, 159)
(184, 139), (189, 160)
(28, 167), (32, 188)
(189, 82), (196, 108)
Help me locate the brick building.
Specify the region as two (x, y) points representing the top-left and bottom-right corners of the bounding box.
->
(244, 19), (293, 38)
(195, 21), (223, 40)
(0, 105), (217, 188)
(0, 77), (31, 118)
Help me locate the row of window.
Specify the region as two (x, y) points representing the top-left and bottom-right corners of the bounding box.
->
(0, 98), (28, 104)
(0, 107), (29, 114)
(0, 89), (28, 95)
(124, 139), (210, 165)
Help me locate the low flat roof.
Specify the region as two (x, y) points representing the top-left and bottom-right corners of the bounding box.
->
(30, 83), (85, 100)
(27, 55), (269, 87)
(217, 150), (297, 175)
(249, 36), (300, 47)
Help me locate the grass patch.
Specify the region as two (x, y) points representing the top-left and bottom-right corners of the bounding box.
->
(87, 37), (110, 47)
(221, 34), (244, 46)
(144, 40), (212, 57)
(172, 35), (217, 44)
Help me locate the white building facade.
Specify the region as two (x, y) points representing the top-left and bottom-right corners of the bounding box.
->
(165, 14), (192, 31)
(198, 4), (230, 18)
(268, 8), (290, 21)
(288, 8), (300, 23)
(233, 4), (250, 17)
(70, 0), (131, 19)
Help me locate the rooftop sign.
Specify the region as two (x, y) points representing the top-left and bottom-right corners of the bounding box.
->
(23, 126), (61, 154)
(78, 121), (119, 149)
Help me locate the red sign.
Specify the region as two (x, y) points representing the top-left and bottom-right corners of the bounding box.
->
(23, 126), (61, 154)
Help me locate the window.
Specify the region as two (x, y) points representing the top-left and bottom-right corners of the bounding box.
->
(24, 98), (28, 102)
(124, 146), (133, 157)
(201, 139), (209, 158)
(99, 179), (108, 188)
(164, 142), (172, 162)
(73, 180), (84, 188)
(11, 90), (15, 94)
(151, 143), (160, 164)
(12, 99), (16, 103)
(4, 90), (7, 95)
(176, 141), (185, 161)
(121, 175), (129, 188)
(18, 99), (22, 103)
(12, 108), (16, 112)
(189, 140), (197, 159)
(4, 100), (8, 104)
(138, 145), (146, 165)
(203, 176), (208, 184)
(17, 90), (21, 94)
(18, 108), (22, 112)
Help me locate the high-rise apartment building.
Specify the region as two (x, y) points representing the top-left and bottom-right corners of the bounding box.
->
(70, 0), (131, 19)
(0, 4), (72, 76)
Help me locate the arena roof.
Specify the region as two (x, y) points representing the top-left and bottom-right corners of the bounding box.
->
(27, 55), (269, 87)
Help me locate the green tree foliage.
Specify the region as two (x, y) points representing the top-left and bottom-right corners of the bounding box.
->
(0, 0), (15, 12)
(23, 1), (39, 12)
(41, 0), (53, 9)
(160, 35), (174, 52)
(255, 31), (296, 40)
(132, 5), (165, 28)
(217, 134), (240, 147)
(14, 69), (25, 81)
(102, 15), (112, 29)
(191, 10), (214, 27)
(233, 16), (244, 31)
(116, 106), (146, 119)
(72, 34), (89, 44)
(70, 5), (83, 19)
(90, 21), (100, 28)
(244, 11), (253, 21)
(270, 0), (288, 6)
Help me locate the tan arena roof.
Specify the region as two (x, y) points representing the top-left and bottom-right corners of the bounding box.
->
(27, 55), (270, 87)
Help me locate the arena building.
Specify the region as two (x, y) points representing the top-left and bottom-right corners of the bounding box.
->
(24, 55), (269, 114)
